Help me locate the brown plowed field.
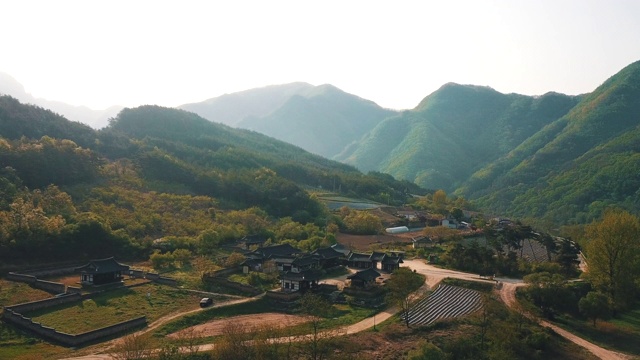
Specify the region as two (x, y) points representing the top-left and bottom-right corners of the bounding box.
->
(168, 313), (309, 338)
(336, 232), (417, 252)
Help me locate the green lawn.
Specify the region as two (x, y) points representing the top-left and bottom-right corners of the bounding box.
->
(24, 284), (225, 334)
(0, 279), (52, 307)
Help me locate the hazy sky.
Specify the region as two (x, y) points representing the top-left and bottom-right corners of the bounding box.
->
(2, 0), (640, 110)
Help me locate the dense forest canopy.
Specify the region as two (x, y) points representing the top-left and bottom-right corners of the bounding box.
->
(0, 97), (425, 264)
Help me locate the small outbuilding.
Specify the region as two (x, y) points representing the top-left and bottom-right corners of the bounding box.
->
(75, 257), (129, 286)
(347, 268), (381, 288)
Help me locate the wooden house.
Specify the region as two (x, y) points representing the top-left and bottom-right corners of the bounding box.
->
(75, 257), (129, 286)
(347, 268), (381, 288)
(381, 254), (403, 272)
(280, 269), (321, 292)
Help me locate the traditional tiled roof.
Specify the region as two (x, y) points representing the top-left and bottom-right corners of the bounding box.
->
(75, 257), (129, 274)
(370, 252), (386, 262)
(331, 243), (350, 255)
(280, 269), (322, 281)
(381, 255), (403, 265)
(242, 234), (268, 245)
(347, 252), (372, 262)
(347, 268), (381, 282)
(312, 247), (343, 259)
(412, 236), (433, 244)
(292, 255), (320, 267)
(251, 244), (302, 259)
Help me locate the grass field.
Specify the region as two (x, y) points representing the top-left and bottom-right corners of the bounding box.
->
(24, 284), (226, 334)
(0, 280), (72, 360)
(554, 308), (640, 356)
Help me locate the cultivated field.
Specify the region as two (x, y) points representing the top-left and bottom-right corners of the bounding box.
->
(23, 284), (231, 334)
(404, 284), (483, 326)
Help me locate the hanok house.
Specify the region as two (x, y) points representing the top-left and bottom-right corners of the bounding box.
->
(245, 243), (303, 264)
(347, 268), (381, 288)
(75, 257), (130, 286)
(347, 252), (374, 269)
(280, 269), (321, 292)
(412, 236), (434, 249)
(380, 254), (403, 272)
(239, 234), (268, 250)
(311, 246), (344, 268)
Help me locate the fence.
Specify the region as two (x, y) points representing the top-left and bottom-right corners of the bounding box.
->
(6, 272), (67, 294)
(2, 309), (146, 347)
(145, 273), (178, 287)
(202, 275), (262, 296)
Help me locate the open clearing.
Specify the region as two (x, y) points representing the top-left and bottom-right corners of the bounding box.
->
(167, 313), (309, 338)
(336, 232), (415, 252)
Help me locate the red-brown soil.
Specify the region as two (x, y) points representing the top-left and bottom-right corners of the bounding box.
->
(336, 232), (418, 252)
(167, 313), (309, 338)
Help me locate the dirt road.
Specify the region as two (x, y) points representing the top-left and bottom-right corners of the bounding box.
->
(64, 260), (630, 360)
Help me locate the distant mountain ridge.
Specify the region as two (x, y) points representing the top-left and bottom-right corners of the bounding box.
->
(0, 72), (121, 129)
(181, 83), (397, 158)
(179, 82), (315, 126)
(338, 60), (640, 225)
(336, 83), (581, 190)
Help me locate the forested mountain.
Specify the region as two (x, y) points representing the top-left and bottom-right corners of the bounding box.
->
(336, 84), (580, 192)
(0, 97), (424, 263)
(338, 60), (640, 225)
(237, 84), (397, 158)
(0, 72), (121, 129)
(179, 82), (315, 126)
(463, 60), (640, 224)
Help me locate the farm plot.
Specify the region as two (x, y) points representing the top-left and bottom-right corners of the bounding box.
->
(403, 284), (483, 326)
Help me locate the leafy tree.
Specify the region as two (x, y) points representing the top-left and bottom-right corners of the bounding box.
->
(585, 209), (640, 311)
(386, 267), (426, 327)
(450, 207), (464, 222)
(150, 251), (175, 270)
(299, 293), (333, 360)
(408, 342), (445, 360)
(579, 291), (611, 327)
(342, 210), (382, 235)
(523, 272), (575, 318)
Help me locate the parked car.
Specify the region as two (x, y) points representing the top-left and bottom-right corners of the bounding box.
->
(200, 297), (213, 308)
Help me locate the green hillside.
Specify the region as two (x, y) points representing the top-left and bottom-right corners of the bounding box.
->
(339, 60), (640, 225)
(338, 83), (579, 192)
(465, 60), (640, 224)
(238, 84), (398, 158)
(0, 98), (424, 264)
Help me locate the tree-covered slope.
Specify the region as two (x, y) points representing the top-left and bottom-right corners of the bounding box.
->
(337, 83), (579, 192)
(464, 60), (640, 224)
(237, 84), (398, 158)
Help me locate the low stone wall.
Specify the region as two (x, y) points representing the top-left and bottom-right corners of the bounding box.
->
(6, 272), (37, 284)
(2, 309), (146, 347)
(202, 276), (262, 296)
(145, 273), (178, 287)
(24, 266), (78, 278)
(6, 271), (66, 294)
(6, 294), (82, 314)
(67, 286), (82, 294)
(265, 290), (301, 302)
(207, 266), (241, 278)
(3, 294), (147, 347)
(33, 279), (66, 294)
(129, 269), (145, 278)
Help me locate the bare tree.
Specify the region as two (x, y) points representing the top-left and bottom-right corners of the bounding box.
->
(110, 333), (152, 360)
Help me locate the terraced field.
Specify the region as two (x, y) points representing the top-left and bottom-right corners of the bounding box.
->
(404, 284), (483, 326)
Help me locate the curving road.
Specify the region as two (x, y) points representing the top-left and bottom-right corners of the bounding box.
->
(404, 259), (631, 360)
(63, 259), (630, 360)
